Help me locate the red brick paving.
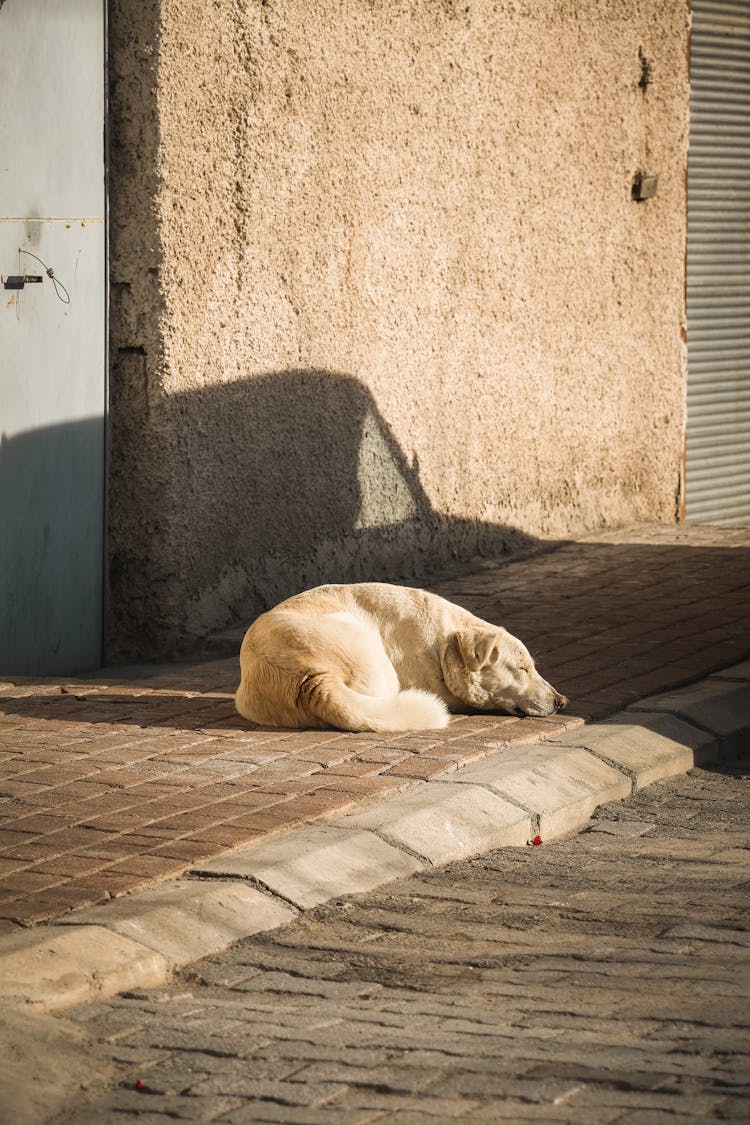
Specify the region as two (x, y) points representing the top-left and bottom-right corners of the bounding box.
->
(0, 524), (749, 932)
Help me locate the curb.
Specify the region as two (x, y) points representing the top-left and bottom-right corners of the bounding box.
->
(0, 664), (747, 1013)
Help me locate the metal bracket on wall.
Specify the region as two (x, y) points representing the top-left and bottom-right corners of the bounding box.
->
(2, 274), (43, 290)
(632, 172), (659, 201)
(4, 251), (71, 303)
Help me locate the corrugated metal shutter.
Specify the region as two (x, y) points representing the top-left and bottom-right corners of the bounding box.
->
(686, 0), (750, 523)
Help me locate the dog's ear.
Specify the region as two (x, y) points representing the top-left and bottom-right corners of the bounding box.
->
(440, 631), (499, 707)
(454, 629), (500, 672)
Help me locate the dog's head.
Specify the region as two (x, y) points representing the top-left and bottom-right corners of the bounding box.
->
(440, 628), (567, 717)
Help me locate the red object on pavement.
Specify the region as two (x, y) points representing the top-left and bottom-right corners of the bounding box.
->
(135, 1080), (146, 1091)
(531, 835), (543, 846)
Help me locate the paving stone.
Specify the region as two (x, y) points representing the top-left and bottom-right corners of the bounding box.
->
(439, 743), (630, 838)
(589, 818), (656, 837)
(628, 681), (750, 746)
(552, 711), (717, 788)
(334, 782), (531, 862)
(77, 1091), (245, 1121)
(288, 1060), (442, 1094)
(195, 825), (423, 908)
(659, 923), (750, 947)
(711, 660), (750, 681)
(0, 924), (168, 1010)
(185, 1075), (348, 1105)
(220, 1103), (378, 1125)
(333, 1089), (480, 1117)
(54, 878), (295, 964)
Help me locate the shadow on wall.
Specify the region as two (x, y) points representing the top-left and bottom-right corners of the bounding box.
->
(104, 8), (536, 662)
(107, 368), (540, 661)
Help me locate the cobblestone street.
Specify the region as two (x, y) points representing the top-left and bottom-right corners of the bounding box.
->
(54, 758), (750, 1124)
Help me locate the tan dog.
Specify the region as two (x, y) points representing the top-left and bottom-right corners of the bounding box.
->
(235, 582), (566, 733)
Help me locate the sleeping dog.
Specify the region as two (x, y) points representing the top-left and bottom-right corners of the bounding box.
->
(235, 582), (566, 733)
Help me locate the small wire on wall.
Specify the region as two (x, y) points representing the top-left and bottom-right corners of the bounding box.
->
(19, 248), (71, 304)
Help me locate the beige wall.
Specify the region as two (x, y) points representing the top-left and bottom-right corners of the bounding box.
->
(108, 0), (689, 658)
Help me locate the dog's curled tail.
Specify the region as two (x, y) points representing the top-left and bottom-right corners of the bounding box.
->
(234, 658), (449, 733)
(301, 675), (450, 733)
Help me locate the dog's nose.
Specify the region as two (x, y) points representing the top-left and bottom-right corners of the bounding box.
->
(554, 693), (568, 711)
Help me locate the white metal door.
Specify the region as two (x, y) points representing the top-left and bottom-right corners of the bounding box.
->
(0, 0), (106, 673)
(686, 0), (750, 523)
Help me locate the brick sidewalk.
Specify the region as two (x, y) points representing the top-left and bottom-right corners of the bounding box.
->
(1, 524), (749, 932)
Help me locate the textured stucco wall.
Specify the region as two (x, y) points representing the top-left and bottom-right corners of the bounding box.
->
(108, 0), (689, 659)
